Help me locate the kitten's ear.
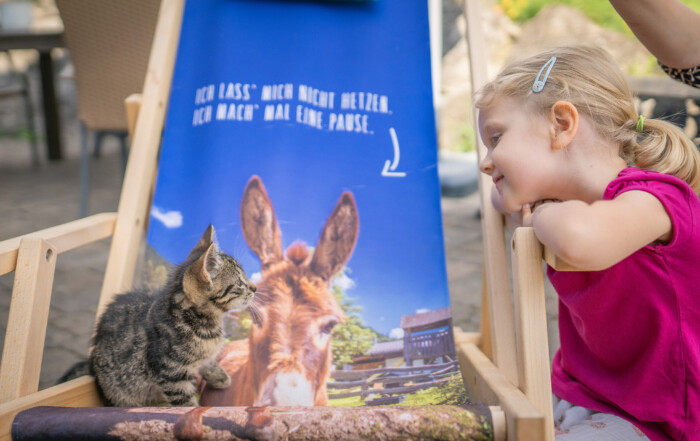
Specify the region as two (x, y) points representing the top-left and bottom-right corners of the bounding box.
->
(186, 224), (217, 262)
(185, 242), (221, 291)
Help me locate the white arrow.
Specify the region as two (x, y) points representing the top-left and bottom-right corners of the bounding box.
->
(382, 127), (406, 177)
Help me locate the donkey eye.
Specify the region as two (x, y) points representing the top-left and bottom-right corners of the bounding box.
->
(320, 319), (338, 335)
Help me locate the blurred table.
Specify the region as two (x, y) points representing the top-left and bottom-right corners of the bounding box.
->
(0, 29), (65, 161)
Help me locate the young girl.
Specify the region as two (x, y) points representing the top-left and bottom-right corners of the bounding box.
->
(476, 45), (700, 441)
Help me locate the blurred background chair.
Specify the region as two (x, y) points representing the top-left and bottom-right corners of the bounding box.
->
(54, 0), (161, 217)
(0, 50), (38, 166)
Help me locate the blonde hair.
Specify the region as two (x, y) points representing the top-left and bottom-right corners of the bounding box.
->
(475, 45), (700, 193)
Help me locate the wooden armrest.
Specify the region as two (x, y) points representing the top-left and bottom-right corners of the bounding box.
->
(0, 376), (102, 441)
(508, 227), (582, 272)
(543, 246), (581, 272)
(0, 212), (117, 276)
(455, 329), (545, 441)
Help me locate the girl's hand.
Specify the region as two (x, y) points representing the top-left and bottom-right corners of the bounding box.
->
(521, 204), (533, 227)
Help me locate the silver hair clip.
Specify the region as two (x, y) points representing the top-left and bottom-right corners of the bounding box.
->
(532, 56), (557, 93)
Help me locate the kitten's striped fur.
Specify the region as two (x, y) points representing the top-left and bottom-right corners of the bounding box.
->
(89, 225), (255, 406)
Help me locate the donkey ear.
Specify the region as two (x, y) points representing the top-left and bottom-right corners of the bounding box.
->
(240, 176), (283, 269)
(310, 192), (359, 282)
(186, 224), (216, 262)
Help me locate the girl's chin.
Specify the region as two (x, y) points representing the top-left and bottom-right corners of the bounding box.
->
(502, 200), (524, 214)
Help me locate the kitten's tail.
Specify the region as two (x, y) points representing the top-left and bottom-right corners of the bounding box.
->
(56, 359), (112, 406)
(56, 359), (93, 384)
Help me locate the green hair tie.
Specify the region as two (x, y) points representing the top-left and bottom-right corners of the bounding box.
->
(636, 115), (646, 133)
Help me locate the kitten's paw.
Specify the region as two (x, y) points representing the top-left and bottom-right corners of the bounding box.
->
(200, 363), (231, 389)
(207, 371), (231, 389)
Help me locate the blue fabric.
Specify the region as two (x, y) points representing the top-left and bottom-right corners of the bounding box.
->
(147, 0), (447, 343)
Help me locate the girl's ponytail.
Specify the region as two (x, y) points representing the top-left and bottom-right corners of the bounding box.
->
(625, 117), (700, 194)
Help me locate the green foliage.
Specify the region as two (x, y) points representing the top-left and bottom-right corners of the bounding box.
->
(224, 311), (253, 341)
(401, 373), (469, 406)
(436, 373), (470, 406)
(330, 269), (378, 369)
(499, 0), (700, 36)
(142, 259), (168, 292)
(457, 124), (476, 153)
(17, 127), (39, 142)
(628, 54), (663, 76)
(327, 393), (364, 407)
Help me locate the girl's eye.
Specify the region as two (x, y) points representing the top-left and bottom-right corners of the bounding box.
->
(490, 134), (501, 146)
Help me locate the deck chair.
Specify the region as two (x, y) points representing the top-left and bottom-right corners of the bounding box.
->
(0, 0), (564, 439)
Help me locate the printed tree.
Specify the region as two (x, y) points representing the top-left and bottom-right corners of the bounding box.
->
(330, 268), (377, 369)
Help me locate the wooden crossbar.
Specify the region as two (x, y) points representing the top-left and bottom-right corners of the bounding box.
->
(0, 213), (116, 276)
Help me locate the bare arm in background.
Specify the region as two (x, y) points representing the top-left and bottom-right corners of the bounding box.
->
(610, 0), (700, 68)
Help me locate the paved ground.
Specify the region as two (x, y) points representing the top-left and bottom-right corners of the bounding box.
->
(0, 57), (524, 390)
(0, 101), (125, 389)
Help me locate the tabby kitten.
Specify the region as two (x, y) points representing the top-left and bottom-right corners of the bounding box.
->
(90, 225), (255, 406)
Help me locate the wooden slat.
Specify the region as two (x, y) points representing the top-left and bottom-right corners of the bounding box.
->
(98, 0), (185, 317)
(0, 239), (57, 403)
(0, 212), (117, 276)
(462, 0), (518, 387)
(543, 246), (581, 272)
(456, 330), (547, 441)
(489, 406), (507, 441)
(479, 267), (493, 359)
(510, 228), (554, 441)
(124, 93), (142, 139)
(0, 377), (102, 441)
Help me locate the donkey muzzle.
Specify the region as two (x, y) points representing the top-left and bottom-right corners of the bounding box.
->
(256, 371), (315, 406)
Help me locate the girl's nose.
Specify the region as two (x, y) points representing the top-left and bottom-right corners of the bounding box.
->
(479, 155), (494, 175)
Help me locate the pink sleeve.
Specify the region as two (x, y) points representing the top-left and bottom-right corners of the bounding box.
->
(605, 170), (697, 249)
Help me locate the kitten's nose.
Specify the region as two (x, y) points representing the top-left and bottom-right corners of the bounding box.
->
(249, 282), (257, 293)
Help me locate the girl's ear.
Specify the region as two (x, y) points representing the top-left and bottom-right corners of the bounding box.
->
(549, 101), (578, 150)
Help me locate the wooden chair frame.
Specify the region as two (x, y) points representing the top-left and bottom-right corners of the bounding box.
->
(0, 1), (566, 439)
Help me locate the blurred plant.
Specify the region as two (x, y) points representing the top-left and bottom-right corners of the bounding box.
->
(458, 123), (476, 153)
(496, 0), (528, 20)
(224, 310), (254, 341)
(628, 54), (662, 76)
(497, 0), (700, 36)
(143, 259), (168, 292)
(17, 127), (38, 142)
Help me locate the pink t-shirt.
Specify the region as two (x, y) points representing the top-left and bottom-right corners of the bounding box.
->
(549, 167), (700, 441)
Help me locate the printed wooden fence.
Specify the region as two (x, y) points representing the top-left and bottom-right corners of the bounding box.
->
(327, 360), (460, 403)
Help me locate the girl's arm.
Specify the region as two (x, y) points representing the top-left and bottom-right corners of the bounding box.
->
(530, 191), (672, 270)
(609, 0), (700, 68)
